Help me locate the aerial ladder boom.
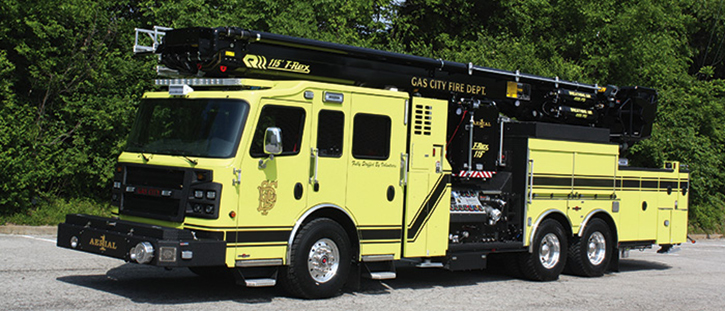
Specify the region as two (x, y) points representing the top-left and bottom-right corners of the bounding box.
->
(135, 26), (656, 145)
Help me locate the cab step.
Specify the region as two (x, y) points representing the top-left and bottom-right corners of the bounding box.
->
(244, 278), (276, 287)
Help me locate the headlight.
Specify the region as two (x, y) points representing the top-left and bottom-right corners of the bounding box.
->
(194, 190), (204, 199)
(130, 241), (154, 264)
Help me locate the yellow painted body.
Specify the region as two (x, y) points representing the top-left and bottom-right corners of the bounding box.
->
(118, 79), (443, 268)
(525, 138), (689, 247)
(117, 79), (688, 269)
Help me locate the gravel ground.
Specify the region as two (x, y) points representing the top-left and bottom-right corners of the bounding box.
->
(1, 233), (723, 311)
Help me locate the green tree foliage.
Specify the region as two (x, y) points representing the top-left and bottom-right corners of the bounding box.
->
(0, 0), (723, 230)
(0, 0), (152, 212)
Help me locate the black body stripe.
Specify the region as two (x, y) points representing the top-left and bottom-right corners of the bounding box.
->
(573, 178), (614, 188)
(225, 230), (291, 243)
(360, 229), (402, 241)
(407, 174), (450, 241)
(533, 177), (571, 187)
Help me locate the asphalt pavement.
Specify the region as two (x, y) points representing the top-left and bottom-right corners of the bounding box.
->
(1, 232), (724, 310)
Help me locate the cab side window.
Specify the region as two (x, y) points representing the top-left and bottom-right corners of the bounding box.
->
(317, 110), (344, 158)
(250, 105), (305, 157)
(352, 113), (391, 160)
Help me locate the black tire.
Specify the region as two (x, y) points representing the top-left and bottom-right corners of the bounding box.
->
(281, 218), (351, 299)
(566, 218), (612, 277)
(520, 219), (568, 281)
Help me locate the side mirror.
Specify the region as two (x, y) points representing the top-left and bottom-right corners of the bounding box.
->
(264, 127), (283, 155)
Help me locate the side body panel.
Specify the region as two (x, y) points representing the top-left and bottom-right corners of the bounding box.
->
(403, 97), (451, 258)
(525, 139), (619, 245)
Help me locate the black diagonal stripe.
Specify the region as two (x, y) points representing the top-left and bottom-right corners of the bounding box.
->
(407, 174), (450, 241)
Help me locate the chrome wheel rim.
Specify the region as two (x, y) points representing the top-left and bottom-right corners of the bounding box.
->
(539, 233), (561, 269)
(587, 231), (606, 266)
(307, 238), (340, 283)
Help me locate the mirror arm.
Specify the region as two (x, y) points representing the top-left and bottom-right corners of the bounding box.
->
(258, 154), (275, 169)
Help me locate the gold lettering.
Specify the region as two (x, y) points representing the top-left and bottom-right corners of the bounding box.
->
(88, 235), (117, 251)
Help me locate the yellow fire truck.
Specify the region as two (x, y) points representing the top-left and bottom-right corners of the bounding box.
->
(57, 26), (689, 298)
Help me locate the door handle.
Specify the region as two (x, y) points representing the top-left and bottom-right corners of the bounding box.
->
(310, 148), (319, 185)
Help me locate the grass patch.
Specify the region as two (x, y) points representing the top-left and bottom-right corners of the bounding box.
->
(0, 198), (112, 226)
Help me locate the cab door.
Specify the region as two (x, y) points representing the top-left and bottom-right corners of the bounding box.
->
(306, 90), (351, 214)
(345, 92), (407, 258)
(234, 100), (311, 262)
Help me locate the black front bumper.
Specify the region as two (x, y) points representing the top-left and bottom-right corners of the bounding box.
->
(57, 214), (226, 267)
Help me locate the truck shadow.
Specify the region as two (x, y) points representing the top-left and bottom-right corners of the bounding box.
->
(617, 258), (671, 272)
(56, 263), (279, 304)
(56, 257), (671, 303)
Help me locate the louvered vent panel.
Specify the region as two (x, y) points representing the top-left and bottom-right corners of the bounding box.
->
(413, 105), (432, 136)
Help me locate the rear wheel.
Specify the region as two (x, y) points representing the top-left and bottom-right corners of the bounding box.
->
(281, 218), (351, 299)
(520, 219), (568, 281)
(567, 218), (612, 277)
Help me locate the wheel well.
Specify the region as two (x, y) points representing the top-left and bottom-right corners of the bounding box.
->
(297, 207), (360, 261)
(529, 211), (573, 252)
(587, 212), (618, 247)
(545, 212), (573, 242)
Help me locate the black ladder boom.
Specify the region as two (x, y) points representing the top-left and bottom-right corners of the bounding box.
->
(135, 26), (656, 145)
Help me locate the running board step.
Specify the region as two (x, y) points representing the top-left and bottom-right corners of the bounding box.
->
(416, 260), (444, 268)
(368, 271), (396, 280)
(244, 278), (276, 287)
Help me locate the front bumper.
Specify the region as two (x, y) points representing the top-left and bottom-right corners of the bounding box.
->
(57, 214), (226, 267)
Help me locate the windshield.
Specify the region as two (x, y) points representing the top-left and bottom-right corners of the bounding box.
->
(126, 98), (249, 158)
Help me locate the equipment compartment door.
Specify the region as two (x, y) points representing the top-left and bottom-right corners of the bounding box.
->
(403, 98), (450, 258)
(670, 164), (689, 244)
(345, 93), (408, 258)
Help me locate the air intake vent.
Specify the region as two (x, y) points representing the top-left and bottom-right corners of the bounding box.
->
(413, 105), (432, 136)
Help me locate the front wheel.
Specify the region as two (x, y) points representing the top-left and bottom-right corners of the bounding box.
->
(520, 219), (568, 281)
(281, 218), (351, 299)
(566, 218), (612, 277)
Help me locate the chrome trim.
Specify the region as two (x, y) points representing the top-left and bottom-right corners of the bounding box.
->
(497, 118), (506, 166)
(523, 148), (531, 248)
(538, 232), (561, 269)
(527, 159), (534, 204)
(362, 254), (394, 262)
(400, 153), (409, 186)
(577, 209), (609, 237)
(235, 258), (283, 268)
(404, 99), (409, 126)
(528, 209), (566, 252)
(307, 238), (340, 283)
(310, 148), (319, 185)
(323, 91), (344, 103)
(587, 231), (607, 266)
(287, 204), (357, 263)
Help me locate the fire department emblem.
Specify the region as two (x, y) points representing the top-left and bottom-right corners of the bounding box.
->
(257, 180), (278, 215)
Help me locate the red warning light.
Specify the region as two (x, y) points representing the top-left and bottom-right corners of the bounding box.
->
(196, 63), (202, 70)
(220, 66), (227, 72)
